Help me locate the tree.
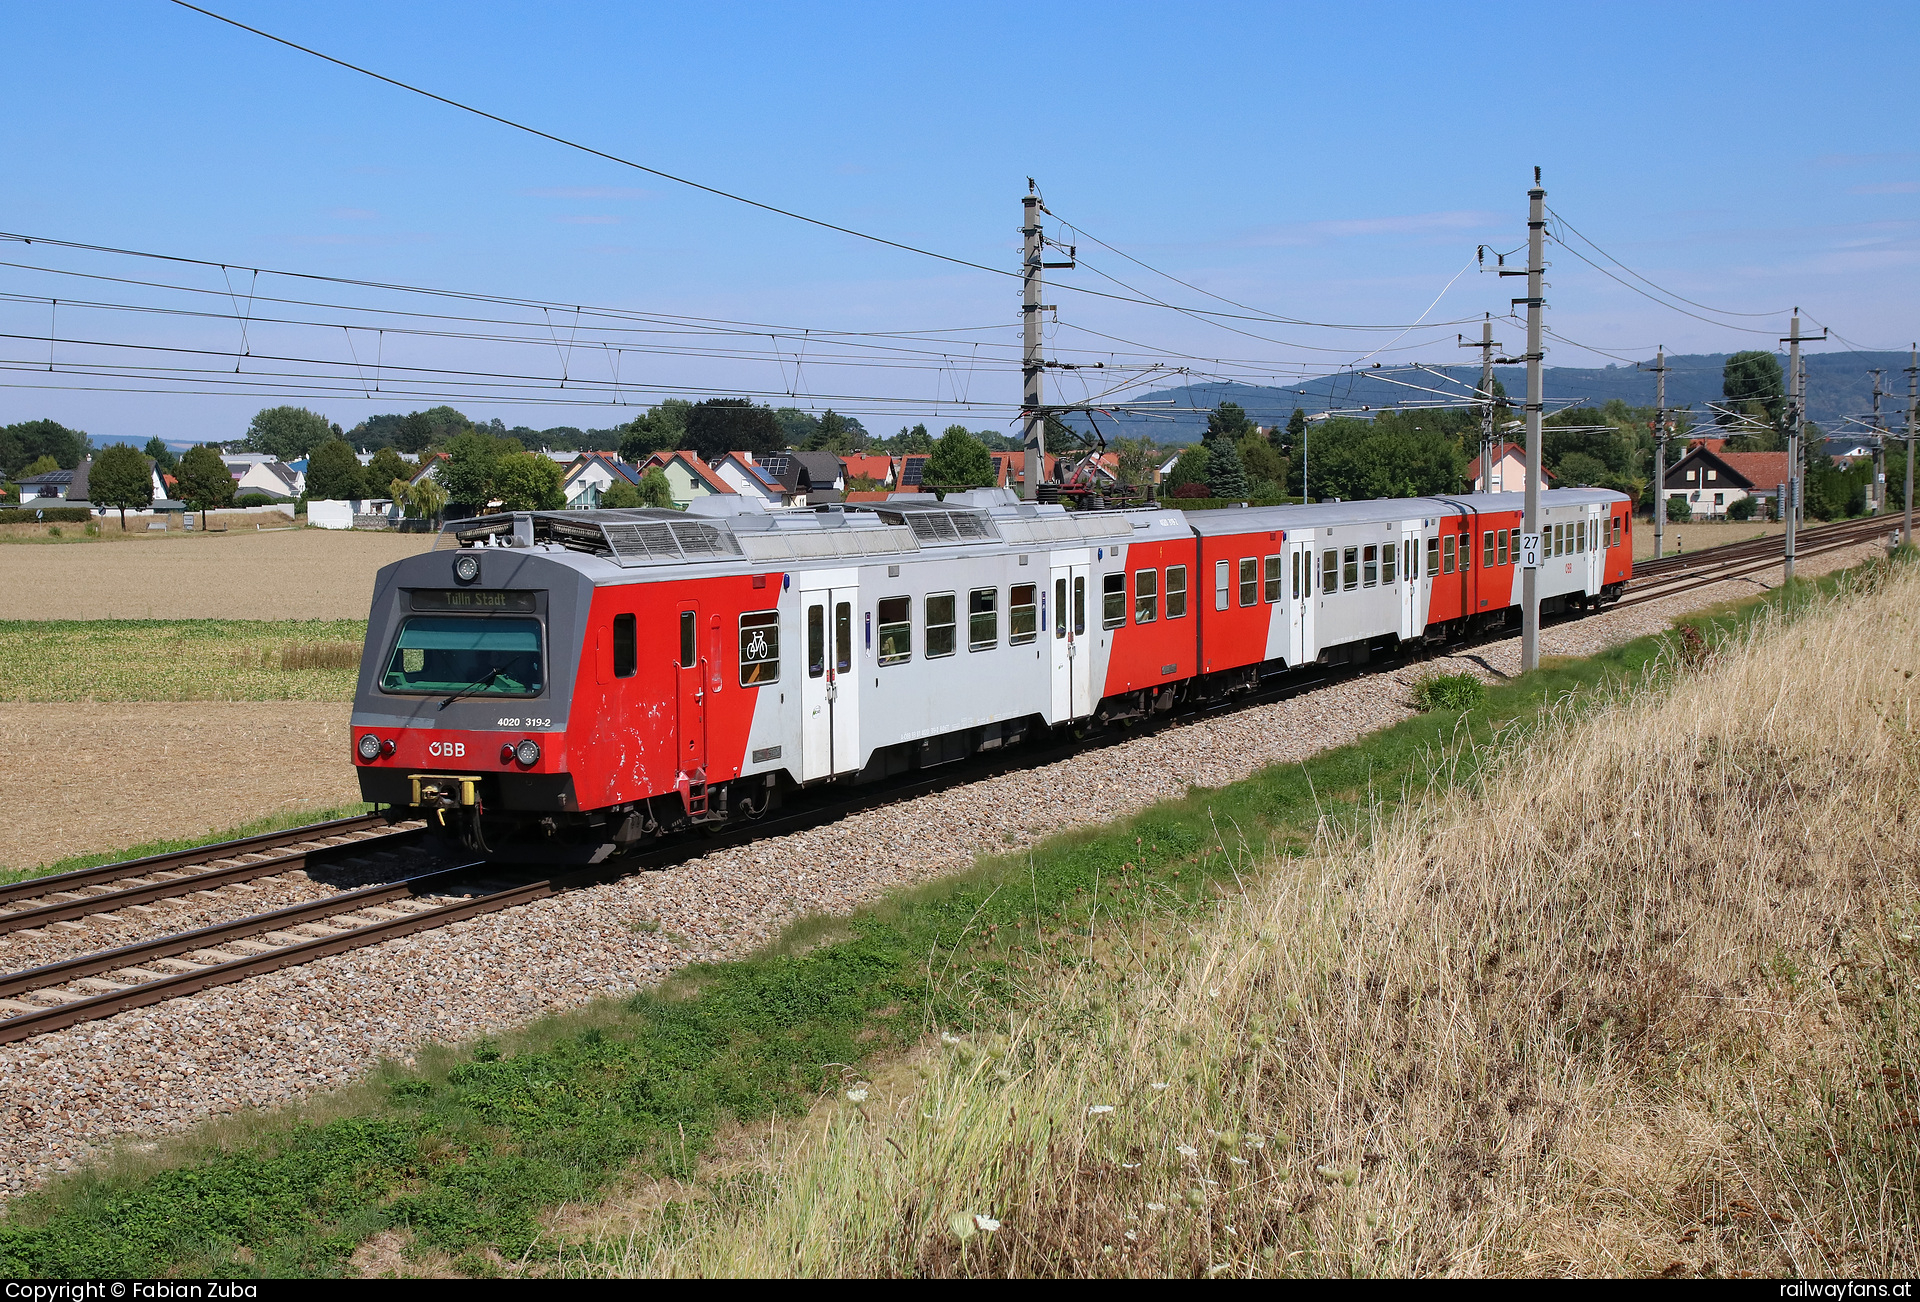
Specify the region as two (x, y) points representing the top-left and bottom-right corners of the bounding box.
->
(1237, 433), (1284, 490)
(1284, 407), (1308, 446)
(1554, 451), (1613, 487)
(1728, 496), (1757, 521)
(307, 439), (368, 501)
(1165, 444), (1211, 494)
(143, 437), (179, 477)
(1112, 436), (1159, 496)
(620, 400), (694, 462)
(90, 444), (154, 529)
(365, 447), (412, 497)
(1666, 495), (1692, 523)
(774, 407), (820, 448)
(888, 423), (933, 454)
(600, 479), (645, 509)
(175, 444), (234, 528)
(394, 474), (447, 521)
(244, 406), (334, 461)
(1204, 401), (1253, 447)
(20, 454), (61, 479)
(806, 409), (853, 453)
(1721, 351), (1785, 427)
(638, 467), (674, 508)
(0, 419), (90, 476)
(685, 399), (781, 461)
(1207, 437), (1251, 500)
(1283, 418), (1463, 501)
(492, 452), (565, 511)
(925, 426), (994, 488)
(438, 430), (512, 510)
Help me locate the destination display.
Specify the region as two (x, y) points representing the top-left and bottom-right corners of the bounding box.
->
(410, 589), (538, 612)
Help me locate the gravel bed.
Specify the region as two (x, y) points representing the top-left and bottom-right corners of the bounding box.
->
(0, 540), (1885, 1201)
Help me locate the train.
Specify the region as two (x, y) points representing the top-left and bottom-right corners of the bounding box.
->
(348, 485), (1633, 858)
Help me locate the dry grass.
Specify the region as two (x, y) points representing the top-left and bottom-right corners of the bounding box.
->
(0, 526), (431, 619)
(0, 621), (365, 701)
(570, 562), (1920, 1278)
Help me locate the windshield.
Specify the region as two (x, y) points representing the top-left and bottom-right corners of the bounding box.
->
(381, 616), (544, 696)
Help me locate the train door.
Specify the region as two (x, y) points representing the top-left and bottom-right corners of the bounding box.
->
(1049, 559), (1091, 722)
(675, 601), (706, 780)
(1399, 520), (1421, 638)
(799, 584), (860, 781)
(1287, 537), (1314, 664)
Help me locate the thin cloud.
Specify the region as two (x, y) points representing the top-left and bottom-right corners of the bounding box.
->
(553, 214), (621, 225)
(1847, 182), (1918, 195)
(521, 186), (656, 200)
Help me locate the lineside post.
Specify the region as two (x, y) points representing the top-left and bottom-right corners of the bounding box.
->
(1907, 344), (1917, 549)
(1648, 346), (1669, 557)
(1020, 184), (1044, 501)
(1520, 172), (1546, 674)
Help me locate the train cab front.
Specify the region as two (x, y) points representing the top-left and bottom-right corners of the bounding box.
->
(349, 520), (590, 856)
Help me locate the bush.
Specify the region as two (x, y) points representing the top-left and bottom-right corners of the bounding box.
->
(0, 507), (92, 524)
(1728, 496), (1756, 521)
(234, 493), (280, 508)
(1171, 482), (1211, 499)
(1666, 495), (1693, 524)
(1410, 671), (1489, 712)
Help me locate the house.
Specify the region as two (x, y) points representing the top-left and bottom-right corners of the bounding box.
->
(1465, 442), (1557, 495)
(221, 453), (305, 499)
(839, 453), (894, 489)
(16, 454), (169, 507)
(561, 453), (643, 509)
(986, 450), (1060, 494)
(755, 451), (844, 504)
(1662, 445), (1790, 519)
(708, 452), (790, 507)
(637, 451), (736, 507)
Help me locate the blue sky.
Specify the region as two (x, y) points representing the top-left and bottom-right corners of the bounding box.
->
(3, 0), (1913, 445)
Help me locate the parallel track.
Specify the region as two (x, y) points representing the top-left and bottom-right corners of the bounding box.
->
(3, 518), (1894, 1044)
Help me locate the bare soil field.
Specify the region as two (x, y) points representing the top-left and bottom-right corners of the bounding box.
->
(0, 701), (357, 873)
(0, 527), (431, 619)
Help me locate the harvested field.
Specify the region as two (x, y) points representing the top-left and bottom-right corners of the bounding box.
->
(0, 702), (358, 873)
(0, 527), (431, 620)
(0, 620), (364, 702)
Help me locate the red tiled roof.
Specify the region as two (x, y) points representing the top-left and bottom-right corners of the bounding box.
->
(1716, 452), (1790, 490)
(645, 450), (735, 494)
(841, 453), (893, 483)
(844, 490), (892, 502)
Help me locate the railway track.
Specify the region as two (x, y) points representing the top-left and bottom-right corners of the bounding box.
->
(3, 517), (1894, 1046)
(1618, 515), (1893, 610)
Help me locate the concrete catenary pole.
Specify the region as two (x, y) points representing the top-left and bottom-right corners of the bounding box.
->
(1520, 172), (1546, 674)
(1460, 315), (1498, 491)
(1870, 368), (1886, 514)
(1906, 344), (1917, 548)
(1020, 184), (1044, 501)
(1650, 346), (1669, 558)
(1784, 311), (1803, 582)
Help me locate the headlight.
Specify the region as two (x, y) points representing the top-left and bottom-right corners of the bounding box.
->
(357, 734), (383, 761)
(454, 554), (481, 583)
(515, 739), (541, 766)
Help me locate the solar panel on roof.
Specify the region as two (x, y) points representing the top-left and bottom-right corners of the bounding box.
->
(901, 459), (926, 486)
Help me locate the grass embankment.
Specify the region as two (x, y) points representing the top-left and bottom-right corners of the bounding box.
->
(0, 562), (1907, 1278)
(586, 562), (1920, 1278)
(0, 620), (364, 702)
(0, 802), (376, 891)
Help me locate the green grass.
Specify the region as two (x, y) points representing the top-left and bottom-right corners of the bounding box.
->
(0, 620), (367, 702)
(0, 802), (378, 890)
(0, 564), (1888, 1279)
(1409, 669), (1489, 712)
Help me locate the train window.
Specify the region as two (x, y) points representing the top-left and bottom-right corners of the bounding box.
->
(1382, 542), (1396, 586)
(679, 611), (696, 668)
(613, 613), (636, 679)
(739, 611), (779, 686)
(1442, 535), (1455, 575)
(968, 588), (998, 651)
(807, 605), (825, 678)
(1238, 557), (1257, 607)
(1426, 536), (1440, 577)
(1482, 530), (1495, 569)
(1135, 569), (1159, 624)
(1166, 565), (1188, 619)
(1458, 534), (1470, 570)
(1405, 540), (1416, 581)
(1291, 550), (1301, 599)
(1011, 583), (1039, 644)
(1509, 527), (1520, 563)
(1613, 516), (1623, 548)
(1074, 575), (1087, 635)
(1055, 578), (1069, 638)
(382, 616), (543, 697)
(1264, 554), (1282, 602)
(877, 597), (911, 666)
(926, 593), (957, 658)
(1362, 545), (1378, 589)
(1497, 530), (1509, 566)
(1214, 559), (1230, 610)
(835, 602), (852, 674)
(1100, 574), (1124, 630)
(1577, 520), (1587, 552)
(1342, 546), (1359, 591)
(1321, 549), (1337, 594)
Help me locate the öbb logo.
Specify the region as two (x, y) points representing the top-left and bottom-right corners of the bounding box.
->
(428, 741), (466, 758)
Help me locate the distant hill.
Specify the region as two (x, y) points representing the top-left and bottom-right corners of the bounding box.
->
(1056, 351), (1915, 445)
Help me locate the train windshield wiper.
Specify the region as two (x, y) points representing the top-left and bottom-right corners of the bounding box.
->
(438, 666), (502, 710)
